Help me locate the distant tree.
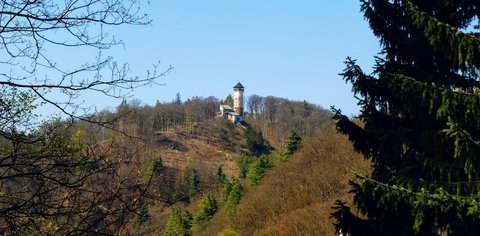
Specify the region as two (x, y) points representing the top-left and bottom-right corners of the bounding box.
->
(164, 207), (192, 236)
(303, 100), (312, 118)
(332, 0), (480, 235)
(175, 93), (183, 104)
(189, 169), (201, 198)
(193, 193), (218, 224)
(144, 156), (165, 196)
(247, 155), (273, 185)
(222, 178), (243, 211)
(221, 180), (232, 203)
(147, 156), (164, 177)
(184, 115), (195, 133)
(247, 94), (264, 117)
(263, 96), (278, 123)
(217, 165), (226, 185)
(237, 154), (251, 179)
(281, 131), (302, 160)
(244, 127), (272, 157)
(224, 95), (234, 107)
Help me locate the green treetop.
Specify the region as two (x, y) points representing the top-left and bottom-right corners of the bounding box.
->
(221, 178), (243, 211)
(164, 207), (192, 236)
(224, 95), (233, 107)
(281, 131), (302, 160)
(193, 192), (218, 224)
(332, 1), (480, 235)
(189, 169), (200, 199)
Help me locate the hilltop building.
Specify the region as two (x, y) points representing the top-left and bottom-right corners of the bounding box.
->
(233, 82), (244, 116)
(219, 104), (241, 123)
(218, 82), (246, 125)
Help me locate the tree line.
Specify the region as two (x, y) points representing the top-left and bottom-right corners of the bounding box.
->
(246, 95), (332, 148)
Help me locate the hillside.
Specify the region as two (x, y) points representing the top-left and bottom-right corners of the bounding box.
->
(124, 119), (370, 235)
(149, 118), (244, 177)
(199, 126), (371, 235)
(62, 95), (366, 235)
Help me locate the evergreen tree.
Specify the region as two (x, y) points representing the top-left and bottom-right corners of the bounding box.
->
(225, 178), (243, 211)
(332, 1), (480, 235)
(281, 131), (302, 160)
(224, 95), (233, 107)
(237, 154), (251, 179)
(221, 179), (232, 203)
(175, 92), (182, 104)
(164, 207), (192, 236)
(217, 165), (226, 185)
(221, 178), (243, 211)
(247, 155), (273, 185)
(147, 156), (164, 178)
(244, 127), (272, 157)
(193, 192), (218, 224)
(189, 169), (200, 199)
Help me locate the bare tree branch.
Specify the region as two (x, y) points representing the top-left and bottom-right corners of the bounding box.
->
(0, 0), (171, 124)
(0, 1), (171, 234)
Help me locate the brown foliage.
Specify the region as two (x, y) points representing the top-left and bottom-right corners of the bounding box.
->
(203, 126), (371, 235)
(245, 95), (332, 149)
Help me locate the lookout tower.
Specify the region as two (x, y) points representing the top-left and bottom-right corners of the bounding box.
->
(233, 82), (244, 116)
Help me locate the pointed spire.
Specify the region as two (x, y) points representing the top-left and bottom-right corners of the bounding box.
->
(233, 82), (244, 89)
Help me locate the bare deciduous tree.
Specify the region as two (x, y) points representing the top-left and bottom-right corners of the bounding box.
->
(0, 1), (170, 234)
(0, 0), (172, 124)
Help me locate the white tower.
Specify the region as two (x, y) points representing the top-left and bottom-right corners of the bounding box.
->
(233, 82), (244, 116)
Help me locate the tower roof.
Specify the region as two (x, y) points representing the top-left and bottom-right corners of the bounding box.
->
(233, 82), (244, 89)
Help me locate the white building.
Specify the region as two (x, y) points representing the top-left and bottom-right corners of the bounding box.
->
(218, 82), (245, 124)
(233, 82), (244, 117)
(218, 104), (241, 123)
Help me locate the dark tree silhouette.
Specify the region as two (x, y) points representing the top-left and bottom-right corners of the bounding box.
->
(333, 1), (480, 235)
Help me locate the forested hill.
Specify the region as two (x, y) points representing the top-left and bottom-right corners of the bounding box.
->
(66, 94), (346, 235)
(78, 95), (332, 149)
(4, 94), (364, 235)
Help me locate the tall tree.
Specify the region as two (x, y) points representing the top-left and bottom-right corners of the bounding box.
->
(247, 94), (263, 117)
(281, 131), (302, 160)
(332, 1), (480, 235)
(189, 168), (200, 199)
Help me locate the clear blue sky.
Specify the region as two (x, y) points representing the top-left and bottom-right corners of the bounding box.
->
(77, 1), (380, 116)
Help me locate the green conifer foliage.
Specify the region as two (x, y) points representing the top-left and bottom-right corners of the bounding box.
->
(221, 178), (243, 211)
(164, 207), (192, 236)
(244, 127), (272, 157)
(332, 1), (480, 235)
(193, 192), (218, 224)
(237, 154), (251, 179)
(224, 95), (233, 107)
(281, 131), (302, 160)
(246, 155), (273, 185)
(217, 165), (226, 185)
(189, 169), (200, 199)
